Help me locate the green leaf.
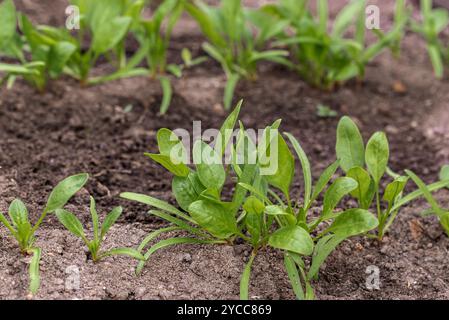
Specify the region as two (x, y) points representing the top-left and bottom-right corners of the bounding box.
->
(0, 0), (16, 49)
(333, 0), (366, 37)
(310, 161), (340, 205)
(28, 248), (41, 295)
(44, 173), (89, 213)
(173, 172), (206, 212)
(136, 237), (210, 275)
(322, 177), (358, 217)
(150, 210), (206, 238)
(284, 253), (305, 300)
(383, 176), (408, 207)
(100, 248), (145, 261)
(265, 205), (289, 216)
(55, 209), (85, 239)
(92, 16), (131, 54)
(157, 128), (187, 162)
(224, 74), (240, 110)
(101, 206), (122, 239)
(268, 226), (314, 255)
(285, 133), (312, 208)
(8, 199), (30, 230)
(325, 208), (379, 238)
(120, 192), (196, 224)
(440, 165), (449, 182)
(307, 234), (345, 280)
(347, 167), (374, 209)
(47, 41), (76, 77)
(428, 44), (444, 79)
(336, 116), (365, 172)
(264, 133), (295, 197)
(391, 180), (449, 212)
(217, 100), (242, 156)
(145, 153), (190, 177)
(193, 141), (226, 190)
(365, 132), (390, 185)
(240, 253), (256, 300)
(188, 200), (237, 239)
(90, 196), (99, 243)
(159, 76), (172, 114)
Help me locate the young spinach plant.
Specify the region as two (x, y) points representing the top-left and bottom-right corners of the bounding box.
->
(237, 130), (378, 300)
(186, 0), (289, 109)
(335, 116), (449, 240)
(0, 173), (88, 295)
(268, 0), (408, 89)
(120, 102), (258, 274)
(412, 0), (449, 78)
(55, 196), (144, 262)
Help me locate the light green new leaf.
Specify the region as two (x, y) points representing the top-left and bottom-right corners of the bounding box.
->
(284, 253), (305, 300)
(90, 196), (99, 242)
(264, 133), (295, 197)
(145, 153), (190, 177)
(101, 206), (122, 239)
(0, 0), (16, 48)
(217, 100), (241, 156)
(336, 116), (365, 172)
(268, 226), (314, 255)
(92, 16), (131, 54)
(347, 167), (374, 209)
(193, 141), (226, 190)
(365, 132), (389, 184)
(44, 173), (89, 213)
(100, 248), (145, 261)
(55, 209), (85, 238)
(322, 177), (358, 217)
(440, 165), (449, 182)
(310, 160), (340, 205)
(157, 128), (187, 163)
(383, 176), (408, 207)
(159, 76), (172, 114)
(8, 199), (29, 229)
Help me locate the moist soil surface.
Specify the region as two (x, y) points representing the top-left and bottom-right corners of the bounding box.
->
(1, 0), (449, 300)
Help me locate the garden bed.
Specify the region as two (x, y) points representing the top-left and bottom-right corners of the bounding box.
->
(0, 0), (449, 300)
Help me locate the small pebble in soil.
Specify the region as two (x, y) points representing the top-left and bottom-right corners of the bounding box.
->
(181, 253), (192, 263)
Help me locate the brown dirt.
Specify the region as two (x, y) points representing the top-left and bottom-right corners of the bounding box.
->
(1, 0), (449, 300)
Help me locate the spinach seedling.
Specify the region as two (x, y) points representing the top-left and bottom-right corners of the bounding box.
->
(121, 102), (258, 274)
(186, 0), (289, 109)
(406, 170), (449, 237)
(55, 196), (144, 262)
(268, 0), (408, 89)
(0, 173), (88, 295)
(0, 0), (76, 91)
(412, 0), (449, 78)
(335, 116), (449, 240)
(237, 130), (378, 300)
(440, 165), (449, 184)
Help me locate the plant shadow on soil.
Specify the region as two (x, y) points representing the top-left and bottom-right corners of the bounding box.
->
(0, 0), (449, 300)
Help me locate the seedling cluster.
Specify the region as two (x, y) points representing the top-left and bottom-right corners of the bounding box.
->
(1, 0), (449, 111)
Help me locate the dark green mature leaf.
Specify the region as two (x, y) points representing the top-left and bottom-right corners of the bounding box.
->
(188, 200), (237, 239)
(268, 226), (314, 255)
(55, 209), (85, 239)
(44, 173), (89, 213)
(173, 172), (206, 211)
(240, 253), (256, 300)
(336, 117), (365, 172)
(322, 177), (358, 217)
(365, 132), (389, 185)
(264, 133), (295, 197)
(325, 208), (378, 237)
(0, 0), (16, 49)
(28, 247), (41, 295)
(193, 141), (226, 190)
(101, 206), (122, 239)
(145, 153), (190, 177)
(347, 167), (374, 209)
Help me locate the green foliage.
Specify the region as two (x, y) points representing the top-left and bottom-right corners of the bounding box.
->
(335, 116), (449, 240)
(412, 0), (449, 78)
(268, 0), (409, 88)
(56, 196), (144, 262)
(406, 170), (449, 237)
(0, 173), (88, 295)
(186, 0), (289, 109)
